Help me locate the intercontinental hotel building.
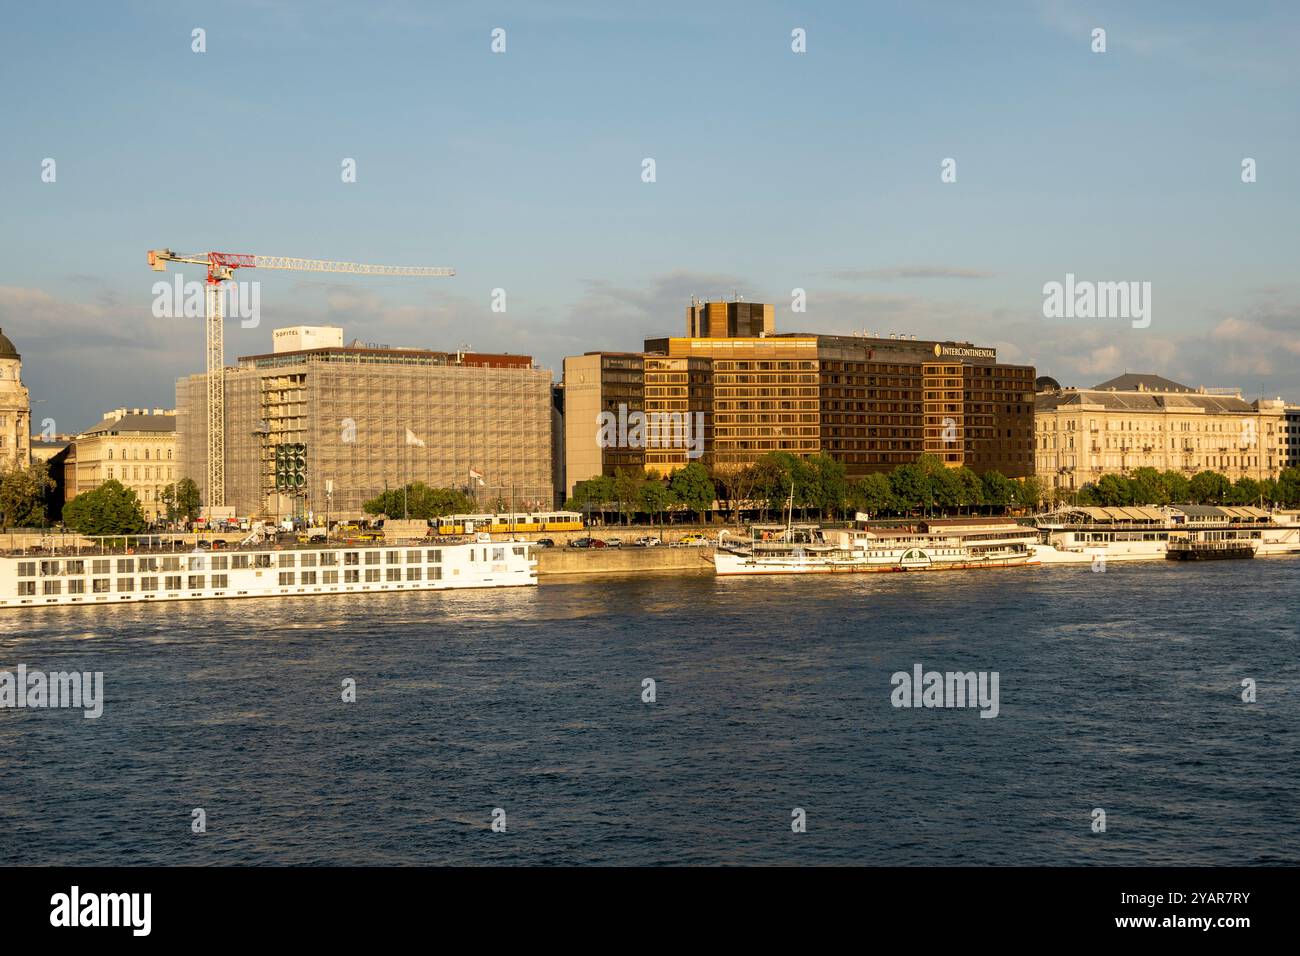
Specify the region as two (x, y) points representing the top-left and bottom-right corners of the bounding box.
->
(563, 300), (1036, 496)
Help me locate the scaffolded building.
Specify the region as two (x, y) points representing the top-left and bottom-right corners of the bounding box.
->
(177, 339), (553, 518)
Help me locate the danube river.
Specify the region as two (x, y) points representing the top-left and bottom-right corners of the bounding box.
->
(2, 560), (1297, 865)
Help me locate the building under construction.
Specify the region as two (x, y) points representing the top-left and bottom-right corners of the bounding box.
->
(176, 327), (553, 519)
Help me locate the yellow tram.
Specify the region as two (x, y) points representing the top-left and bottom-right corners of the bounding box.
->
(434, 511), (584, 535)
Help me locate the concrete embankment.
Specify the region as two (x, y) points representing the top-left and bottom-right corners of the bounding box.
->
(536, 546), (715, 577)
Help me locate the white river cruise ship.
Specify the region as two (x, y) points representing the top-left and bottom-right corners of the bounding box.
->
(0, 533), (536, 610)
(714, 518), (1040, 575)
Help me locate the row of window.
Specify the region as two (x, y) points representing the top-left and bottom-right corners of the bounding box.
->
(16, 546), (526, 578)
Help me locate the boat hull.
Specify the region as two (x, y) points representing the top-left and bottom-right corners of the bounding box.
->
(714, 553), (1038, 575)
(1, 539), (537, 610)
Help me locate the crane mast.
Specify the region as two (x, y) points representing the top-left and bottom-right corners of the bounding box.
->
(147, 249), (454, 510)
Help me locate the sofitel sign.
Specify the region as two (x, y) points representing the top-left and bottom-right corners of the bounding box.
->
(933, 343), (996, 360)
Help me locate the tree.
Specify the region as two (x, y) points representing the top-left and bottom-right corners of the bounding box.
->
(890, 463), (928, 514)
(1095, 473), (1133, 506)
(849, 473), (893, 517)
(1189, 470), (1231, 504)
(803, 453), (847, 519)
(565, 475), (615, 521)
(1228, 477), (1262, 506)
(1129, 467), (1164, 505)
(639, 479), (672, 527)
(668, 461), (715, 523)
(954, 467), (984, 513)
(175, 477), (201, 521)
(1278, 467), (1300, 507)
(62, 480), (146, 536)
(980, 471), (1015, 510)
(1161, 470), (1191, 504)
(0, 461), (55, 530)
(363, 483), (475, 520)
(716, 464), (760, 523)
(931, 467), (964, 513)
(1017, 475), (1044, 511)
(613, 467), (644, 525)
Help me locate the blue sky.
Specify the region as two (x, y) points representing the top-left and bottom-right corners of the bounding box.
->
(2, 0), (1298, 432)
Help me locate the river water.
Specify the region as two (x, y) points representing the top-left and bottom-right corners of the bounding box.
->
(2, 560), (1297, 865)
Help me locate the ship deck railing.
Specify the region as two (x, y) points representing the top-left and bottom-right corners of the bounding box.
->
(1, 534), (481, 559)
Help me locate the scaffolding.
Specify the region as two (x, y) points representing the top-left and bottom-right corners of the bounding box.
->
(178, 352), (554, 518)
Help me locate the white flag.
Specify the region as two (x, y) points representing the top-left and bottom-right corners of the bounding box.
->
(405, 428), (425, 447)
(469, 468), (485, 486)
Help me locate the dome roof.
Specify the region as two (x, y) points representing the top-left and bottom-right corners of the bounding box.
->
(0, 328), (18, 360)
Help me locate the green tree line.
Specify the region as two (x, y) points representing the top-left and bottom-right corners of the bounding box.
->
(566, 455), (1300, 524)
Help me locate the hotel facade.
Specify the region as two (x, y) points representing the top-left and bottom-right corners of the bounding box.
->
(562, 301), (1036, 496)
(1035, 374), (1289, 499)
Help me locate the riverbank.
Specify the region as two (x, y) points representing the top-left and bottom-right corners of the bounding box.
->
(536, 545), (715, 577)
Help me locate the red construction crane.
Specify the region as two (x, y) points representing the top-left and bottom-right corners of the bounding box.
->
(147, 249), (454, 508)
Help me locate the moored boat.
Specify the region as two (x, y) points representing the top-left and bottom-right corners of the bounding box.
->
(0, 532), (536, 609)
(714, 518), (1040, 575)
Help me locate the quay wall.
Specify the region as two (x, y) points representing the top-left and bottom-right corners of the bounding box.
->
(537, 546), (715, 577)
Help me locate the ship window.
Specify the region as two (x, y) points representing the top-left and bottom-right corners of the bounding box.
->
(188, 575), (205, 589)
(344, 569), (359, 583)
(278, 553), (295, 568)
(429, 567), (442, 581)
(165, 576), (181, 590)
(231, 555), (249, 569)
(320, 552), (338, 566)
(386, 551), (400, 564)
(278, 572), (294, 585)
(386, 568), (401, 581)
(300, 553), (316, 568)
(426, 550), (442, 563)
(117, 559), (134, 573)
(211, 556), (228, 570)
(93, 579), (110, 593)
(364, 552), (380, 565)
(254, 555), (272, 568)
(365, 569), (380, 582)
(17, 562), (35, 577)
(43, 580), (61, 595)
(40, 561), (61, 576)
(492, 548), (505, 561)
(93, 560), (111, 574)
(212, 574), (228, 588)
(323, 570), (339, 584)
(406, 550), (422, 564)
(406, 567), (421, 581)
(140, 577), (158, 591)
(17, 581), (35, 595)
(162, 557), (181, 571)
(117, 578), (134, 592)
(301, 571), (317, 585)
(69, 579), (86, 594)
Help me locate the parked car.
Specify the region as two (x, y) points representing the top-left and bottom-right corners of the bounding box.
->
(603, 537), (622, 548)
(569, 537), (592, 549)
(633, 536), (660, 547)
(533, 538), (556, 548)
(679, 533), (709, 547)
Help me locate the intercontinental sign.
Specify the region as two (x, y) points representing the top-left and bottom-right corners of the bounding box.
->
(933, 343), (997, 360)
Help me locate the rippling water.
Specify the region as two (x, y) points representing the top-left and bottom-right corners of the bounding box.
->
(2, 560), (1297, 865)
